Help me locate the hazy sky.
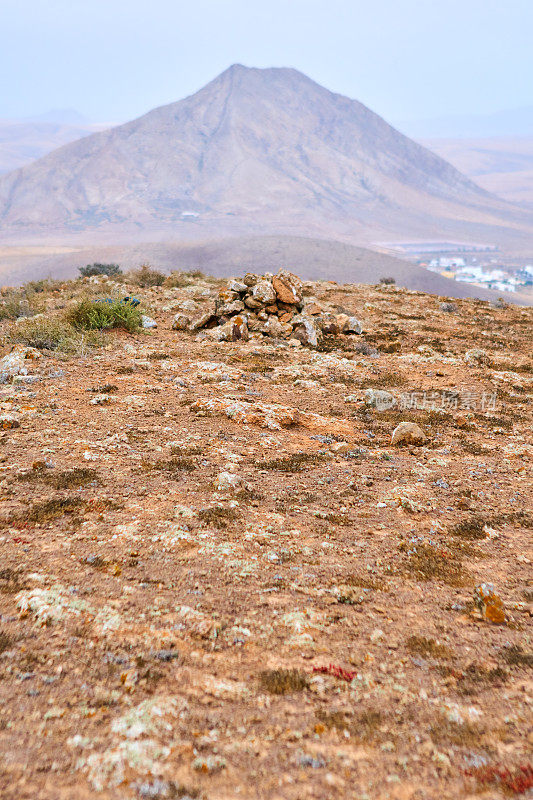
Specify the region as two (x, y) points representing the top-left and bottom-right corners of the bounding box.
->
(2, 0), (532, 125)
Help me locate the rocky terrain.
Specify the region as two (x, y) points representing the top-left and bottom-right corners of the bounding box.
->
(3, 236), (531, 305)
(0, 267), (531, 800)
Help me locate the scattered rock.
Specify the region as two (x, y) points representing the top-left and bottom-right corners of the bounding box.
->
(364, 389), (396, 410)
(0, 345), (42, 384)
(192, 755), (226, 773)
(214, 471), (244, 492)
(191, 396), (353, 437)
(474, 583), (506, 624)
(141, 315), (157, 329)
(0, 413), (20, 429)
(391, 421), (427, 446)
(171, 313), (191, 331)
(465, 348), (488, 366)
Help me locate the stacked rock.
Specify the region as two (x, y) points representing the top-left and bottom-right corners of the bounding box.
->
(172, 269), (362, 346)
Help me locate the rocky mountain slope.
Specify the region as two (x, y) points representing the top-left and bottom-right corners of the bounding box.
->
(0, 65), (531, 247)
(0, 268), (531, 799)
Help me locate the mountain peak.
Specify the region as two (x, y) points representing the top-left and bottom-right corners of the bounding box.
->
(0, 66), (528, 244)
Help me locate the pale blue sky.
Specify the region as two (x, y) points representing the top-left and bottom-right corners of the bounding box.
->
(1, 0), (532, 126)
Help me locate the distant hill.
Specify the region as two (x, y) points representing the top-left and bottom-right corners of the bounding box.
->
(0, 118), (108, 175)
(0, 65), (531, 248)
(2, 235), (530, 304)
(27, 109), (90, 126)
(422, 137), (533, 207)
(396, 106), (533, 139)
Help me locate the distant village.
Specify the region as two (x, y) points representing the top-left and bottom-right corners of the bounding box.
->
(425, 257), (533, 293)
(379, 241), (533, 294)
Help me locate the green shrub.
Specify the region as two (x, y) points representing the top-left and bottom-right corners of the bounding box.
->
(128, 264), (166, 287)
(66, 299), (142, 332)
(79, 263), (122, 278)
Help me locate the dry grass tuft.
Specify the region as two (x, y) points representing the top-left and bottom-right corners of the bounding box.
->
(403, 543), (467, 586)
(430, 717), (482, 746)
(142, 457), (196, 475)
(500, 645), (533, 668)
(259, 453), (325, 472)
(0, 631), (14, 654)
(259, 668), (309, 694)
(406, 635), (452, 659)
(1, 497), (86, 528)
(449, 516), (488, 540)
(127, 264), (166, 287)
(17, 467), (100, 490)
(198, 506), (238, 528)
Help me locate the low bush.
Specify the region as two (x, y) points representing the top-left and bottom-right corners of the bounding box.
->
(79, 263), (122, 278)
(128, 264), (166, 287)
(66, 299), (142, 332)
(163, 269), (207, 288)
(0, 287), (46, 321)
(6, 315), (100, 352)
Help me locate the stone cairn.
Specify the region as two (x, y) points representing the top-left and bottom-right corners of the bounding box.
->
(172, 269), (362, 346)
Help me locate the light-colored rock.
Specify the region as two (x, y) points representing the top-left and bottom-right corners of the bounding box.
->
(191, 397), (353, 437)
(364, 389), (396, 410)
(464, 348), (489, 365)
(250, 280), (276, 306)
(189, 304), (217, 331)
(292, 317), (318, 347)
(342, 316), (363, 334)
(217, 299), (245, 316)
(0, 345), (42, 384)
(215, 471), (243, 492)
(141, 314), (157, 329)
(171, 313), (191, 331)
(391, 421), (427, 446)
(227, 279), (248, 293)
(90, 394), (116, 406)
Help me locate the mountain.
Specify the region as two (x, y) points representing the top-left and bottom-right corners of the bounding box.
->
(27, 109), (90, 126)
(422, 136), (533, 207)
(396, 106), (533, 139)
(0, 118), (109, 175)
(0, 65), (531, 246)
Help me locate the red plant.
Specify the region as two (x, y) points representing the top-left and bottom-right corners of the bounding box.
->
(464, 764), (533, 795)
(312, 663), (357, 682)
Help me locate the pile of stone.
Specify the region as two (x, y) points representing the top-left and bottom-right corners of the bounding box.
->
(172, 269), (362, 346)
